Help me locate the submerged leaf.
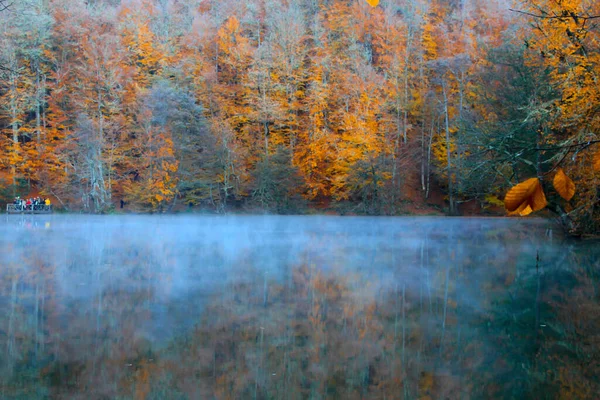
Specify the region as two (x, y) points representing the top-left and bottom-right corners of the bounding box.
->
(365, 0), (379, 7)
(553, 168), (575, 201)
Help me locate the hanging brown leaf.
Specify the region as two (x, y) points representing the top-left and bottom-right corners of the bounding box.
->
(553, 168), (575, 201)
(594, 148), (600, 172)
(504, 178), (539, 212)
(365, 0), (380, 7)
(504, 177), (547, 215)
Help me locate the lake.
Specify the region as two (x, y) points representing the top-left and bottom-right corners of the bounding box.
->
(1, 215), (598, 399)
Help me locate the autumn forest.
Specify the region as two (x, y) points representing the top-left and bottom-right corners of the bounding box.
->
(2, 2), (600, 397)
(1, 0), (600, 234)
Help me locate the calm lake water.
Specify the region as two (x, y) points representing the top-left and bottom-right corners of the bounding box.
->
(1, 215), (598, 399)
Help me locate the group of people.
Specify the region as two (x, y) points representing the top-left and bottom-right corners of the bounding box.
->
(13, 196), (51, 211)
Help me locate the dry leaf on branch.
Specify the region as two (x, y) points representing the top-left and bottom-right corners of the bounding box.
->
(504, 178), (547, 216)
(553, 168), (575, 201)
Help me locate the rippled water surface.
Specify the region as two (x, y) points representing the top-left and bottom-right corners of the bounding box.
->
(1, 215), (599, 399)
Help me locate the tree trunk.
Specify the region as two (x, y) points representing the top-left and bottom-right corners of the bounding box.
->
(425, 117), (435, 200)
(9, 70), (19, 194)
(263, 121), (270, 159)
(442, 81), (456, 215)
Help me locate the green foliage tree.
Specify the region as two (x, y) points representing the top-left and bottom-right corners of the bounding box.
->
(455, 44), (555, 204)
(251, 146), (305, 213)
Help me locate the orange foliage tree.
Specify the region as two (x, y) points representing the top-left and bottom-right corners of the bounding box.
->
(3, 0), (599, 228)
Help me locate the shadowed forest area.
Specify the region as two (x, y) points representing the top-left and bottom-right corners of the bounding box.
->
(1, 216), (599, 399)
(1, 0), (600, 234)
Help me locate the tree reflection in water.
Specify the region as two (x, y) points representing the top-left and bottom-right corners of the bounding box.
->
(0, 216), (598, 399)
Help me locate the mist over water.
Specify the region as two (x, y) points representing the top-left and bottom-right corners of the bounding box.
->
(1, 215), (599, 399)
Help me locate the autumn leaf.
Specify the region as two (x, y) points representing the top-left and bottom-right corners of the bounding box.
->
(504, 178), (537, 211)
(507, 202), (533, 216)
(504, 177), (547, 215)
(365, 0), (379, 7)
(553, 168), (575, 201)
(518, 205), (533, 216)
(594, 148), (600, 172)
(530, 181), (547, 211)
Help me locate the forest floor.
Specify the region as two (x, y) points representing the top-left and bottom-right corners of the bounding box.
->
(8, 174), (505, 217)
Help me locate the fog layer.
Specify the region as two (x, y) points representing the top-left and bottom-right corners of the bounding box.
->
(1, 216), (598, 398)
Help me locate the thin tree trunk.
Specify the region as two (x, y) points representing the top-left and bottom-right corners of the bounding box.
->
(264, 121), (270, 159)
(425, 116), (435, 199)
(402, 28), (413, 143)
(35, 64), (43, 145)
(10, 71), (19, 193)
(421, 116), (427, 191)
(442, 81), (455, 214)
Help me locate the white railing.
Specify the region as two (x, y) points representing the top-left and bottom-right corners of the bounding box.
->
(6, 204), (53, 213)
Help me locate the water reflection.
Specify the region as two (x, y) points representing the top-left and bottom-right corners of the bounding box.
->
(0, 215), (598, 399)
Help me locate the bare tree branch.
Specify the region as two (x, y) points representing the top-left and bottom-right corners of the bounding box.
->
(509, 8), (600, 21)
(0, 0), (13, 12)
(0, 0), (13, 75)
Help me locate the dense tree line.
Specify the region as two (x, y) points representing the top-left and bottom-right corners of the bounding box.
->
(0, 0), (599, 232)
